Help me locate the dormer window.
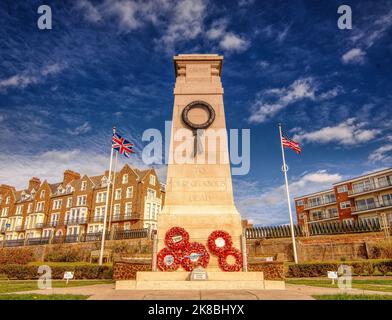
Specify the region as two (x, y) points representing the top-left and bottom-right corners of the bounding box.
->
(122, 174), (128, 184)
(66, 185), (72, 193)
(6, 196), (10, 204)
(101, 176), (108, 187)
(0, 196), (2, 204)
(149, 175), (156, 186)
(81, 181), (87, 191)
(40, 190), (45, 199)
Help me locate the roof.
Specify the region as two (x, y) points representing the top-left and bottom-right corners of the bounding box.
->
(294, 188), (335, 200)
(333, 167), (392, 186)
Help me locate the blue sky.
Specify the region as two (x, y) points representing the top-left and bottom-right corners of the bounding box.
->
(0, 0), (391, 226)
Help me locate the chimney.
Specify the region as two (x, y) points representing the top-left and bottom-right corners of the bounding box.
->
(28, 177), (41, 191)
(63, 170), (81, 185)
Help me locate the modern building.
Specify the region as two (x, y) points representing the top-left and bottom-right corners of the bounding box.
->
(295, 168), (392, 225)
(0, 165), (165, 241)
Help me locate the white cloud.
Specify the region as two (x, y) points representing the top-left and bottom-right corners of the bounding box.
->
(235, 170), (343, 225)
(293, 118), (381, 146)
(219, 33), (249, 52)
(66, 122), (92, 136)
(248, 77), (316, 123)
(341, 48), (366, 64)
(368, 144), (392, 163)
(0, 63), (66, 91)
(76, 0), (103, 23)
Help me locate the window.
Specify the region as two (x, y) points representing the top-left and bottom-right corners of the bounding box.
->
(352, 180), (372, 193)
(96, 191), (107, 203)
(124, 222), (130, 231)
(69, 207), (87, 222)
(52, 199), (62, 210)
(126, 187), (133, 198)
(382, 193), (392, 206)
(147, 188), (156, 199)
(1, 207), (9, 217)
(327, 207), (339, 218)
(66, 197), (72, 208)
(355, 198), (375, 211)
(77, 195), (87, 206)
(125, 202), (132, 216)
(115, 189), (121, 200)
(122, 174), (128, 184)
(152, 203), (157, 220)
(337, 185), (348, 193)
(66, 185), (72, 193)
(94, 206), (105, 219)
(309, 197), (322, 207)
(149, 175), (156, 186)
(324, 193), (336, 203)
(101, 176), (108, 187)
(340, 201), (351, 209)
(36, 201), (44, 212)
(146, 203), (151, 217)
(114, 204), (121, 216)
(27, 203), (33, 213)
(51, 213), (59, 226)
(378, 175), (392, 188)
(311, 211), (323, 221)
(16, 205), (23, 215)
(5, 196), (10, 204)
(81, 181), (87, 191)
(296, 200), (304, 206)
(0, 196), (2, 204)
(40, 190), (45, 199)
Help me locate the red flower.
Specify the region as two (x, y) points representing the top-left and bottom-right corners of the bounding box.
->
(207, 230), (233, 255)
(218, 248), (243, 272)
(165, 227), (190, 251)
(157, 247), (180, 271)
(181, 242), (210, 271)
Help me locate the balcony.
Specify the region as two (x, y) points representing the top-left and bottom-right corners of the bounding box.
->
(111, 213), (134, 222)
(14, 225), (23, 231)
(64, 218), (87, 225)
(26, 223), (44, 230)
(349, 180), (392, 196)
(44, 221), (60, 228)
(352, 199), (392, 214)
(89, 215), (105, 223)
(304, 198), (337, 210)
(309, 210), (339, 223)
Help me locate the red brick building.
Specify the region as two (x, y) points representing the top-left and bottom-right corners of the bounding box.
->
(295, 168), (392, 225)
(0, 165), (165, 241)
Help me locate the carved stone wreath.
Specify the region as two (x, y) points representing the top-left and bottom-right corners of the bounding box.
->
(181, 101), (215, 130)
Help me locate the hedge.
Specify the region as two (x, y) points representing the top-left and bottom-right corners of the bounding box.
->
(0, 247), (35, 265)
(0, 264), (112, 280)
(286, 260), (392, 277)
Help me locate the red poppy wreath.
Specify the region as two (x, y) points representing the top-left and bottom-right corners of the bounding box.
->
(207, 230), (233, 255)
(218, 248), (243, 272)
(157, 247), (180, 271)
(181, 242), (210, 271)
(165, 226), (190, 251)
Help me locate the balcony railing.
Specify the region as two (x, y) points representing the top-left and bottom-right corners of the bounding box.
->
(14, 226), (23, 231)
(44, 221), (60, 228)
(349, 180), (392, 196)
(64, 218), (87, 225)
(352, 199), (392, 213)
(111, 213), (134, 222)
(309, 211), (339, 222)
(304, 198), (336, 209)
(89, 215), (104, 223)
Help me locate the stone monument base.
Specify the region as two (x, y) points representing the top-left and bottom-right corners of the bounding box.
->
(115, 271), (285, 290)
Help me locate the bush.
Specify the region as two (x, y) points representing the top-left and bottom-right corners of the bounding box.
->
(372, 240), (392, 259)
(0, 264), (112, 280)
(45, 246), (86, 262)
(375, 261), (392, 276)
(0, 247), (35, 265)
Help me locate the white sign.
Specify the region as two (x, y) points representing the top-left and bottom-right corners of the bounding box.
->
(172, 235), (183, 243)
(327, 271), (338, 279)
(63, 271), (74, 280)
(215, 237), (225, 248)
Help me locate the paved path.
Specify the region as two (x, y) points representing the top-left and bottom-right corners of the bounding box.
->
(11, 283), (392, 300)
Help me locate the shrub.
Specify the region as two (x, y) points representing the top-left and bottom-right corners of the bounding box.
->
(45, 246), (86, 262)
(0, 247), (35, 265)
(372, 240), (392, 259)
(375, 261), (392, 276)
(351, 262), (366, 276)
(0, 264), (112, 280)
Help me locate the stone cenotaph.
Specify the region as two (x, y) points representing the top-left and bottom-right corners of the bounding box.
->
(116, 54), (284, 290)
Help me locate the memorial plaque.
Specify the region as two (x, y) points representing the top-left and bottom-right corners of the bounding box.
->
(190, 267), (208, 281)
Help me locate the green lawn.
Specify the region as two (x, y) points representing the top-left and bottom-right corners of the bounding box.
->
(313, 294), (392, 300)
(0, 294), (89, 300)
(287, 278), (392, 293)
(0, 280), (113, 294)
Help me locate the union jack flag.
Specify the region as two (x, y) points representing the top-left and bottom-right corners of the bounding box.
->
(281, 132), (301, 154)
(112, 132), (134, 158)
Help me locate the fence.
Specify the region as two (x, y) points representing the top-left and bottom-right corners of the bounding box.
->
(0, 228), (150, 248)
(245, 217), (387, 239)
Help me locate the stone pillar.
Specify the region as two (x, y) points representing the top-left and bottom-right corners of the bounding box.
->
(151, 232), (158, 271)
(241, 233), (248, 272)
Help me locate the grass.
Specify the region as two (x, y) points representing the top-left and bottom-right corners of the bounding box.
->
(0, 294), (89, 300)
(0, 279), (113, 294)
(287, 278), (392, 293)
(313, 294), (392, 300)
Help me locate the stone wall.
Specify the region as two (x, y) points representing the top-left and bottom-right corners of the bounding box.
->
(247, 232), (386, 262)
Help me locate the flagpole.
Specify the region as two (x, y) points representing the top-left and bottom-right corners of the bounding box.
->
(99, 127), (116, 266)
(108, 152), (118, 232)
(278, 123), (299, 264)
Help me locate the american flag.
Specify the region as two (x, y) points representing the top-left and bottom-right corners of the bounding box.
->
(112, 132), (134, 158)
(281, 132), (301, 154)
